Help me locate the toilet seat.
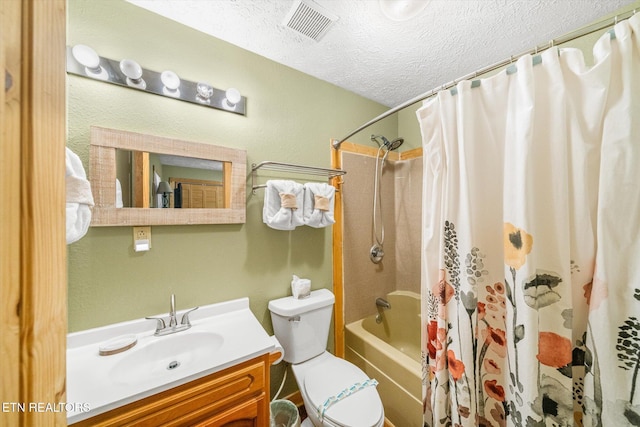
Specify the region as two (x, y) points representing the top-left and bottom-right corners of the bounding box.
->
(303, 357), (383, 427)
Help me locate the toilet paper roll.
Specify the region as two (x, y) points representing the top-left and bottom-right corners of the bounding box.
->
(291, 275), (311, 299)
(270, 335), (284, 365)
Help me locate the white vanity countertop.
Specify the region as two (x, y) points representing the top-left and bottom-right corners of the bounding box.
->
(66, 297), (274, 424)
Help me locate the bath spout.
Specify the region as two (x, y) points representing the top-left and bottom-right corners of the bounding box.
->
(375, 298), (391, 323)
(375, 298), (391, 310)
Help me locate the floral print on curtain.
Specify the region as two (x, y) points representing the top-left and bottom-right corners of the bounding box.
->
(425, 221), (580, 426)
(418, 14), (640, 427)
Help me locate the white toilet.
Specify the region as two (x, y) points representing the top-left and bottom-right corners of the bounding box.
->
(269, 289), (384, 427)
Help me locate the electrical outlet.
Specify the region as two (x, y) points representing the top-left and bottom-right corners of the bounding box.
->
(133, 226), (151, 240)
(133, 226), (151, 249)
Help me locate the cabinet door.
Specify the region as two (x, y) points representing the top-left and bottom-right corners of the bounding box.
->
(194, 395), (265, 427)
(71, 355), (269, 426)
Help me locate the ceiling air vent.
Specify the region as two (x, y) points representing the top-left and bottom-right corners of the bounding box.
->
(283, 0), (338, 42)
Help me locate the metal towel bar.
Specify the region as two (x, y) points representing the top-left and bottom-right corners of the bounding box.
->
(250, 161), (346, 194)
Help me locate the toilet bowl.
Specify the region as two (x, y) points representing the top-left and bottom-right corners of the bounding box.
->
(293, 351), (384, 427)
(269, 289), (385, 427)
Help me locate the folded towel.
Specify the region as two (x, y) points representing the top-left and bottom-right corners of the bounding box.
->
(303, 183), (336, 228)
(154, 171), (162, 208)
(65, 147), (94, 244)
(115, 178), (124, 208)
(263, 180), (304, 230)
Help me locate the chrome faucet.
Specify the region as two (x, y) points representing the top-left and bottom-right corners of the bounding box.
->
(375, 298), (391, 324)
(146, 294), (199, 336)
(169, 294), (178, 327)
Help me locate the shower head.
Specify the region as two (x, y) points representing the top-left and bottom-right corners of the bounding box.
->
(386, 137), (404, 151)
(371, 134), (404, 151)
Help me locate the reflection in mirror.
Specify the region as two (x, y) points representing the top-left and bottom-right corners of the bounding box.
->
(89, 126), (246, 226)
(115, 150), (226, 208)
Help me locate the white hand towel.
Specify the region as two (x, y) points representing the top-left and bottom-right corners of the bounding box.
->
(303, 183), (336, 228)
(154, 171), (162, 208)
(263, 180), (304, 230)
(115, 178), (124, 208)
(65, 147), (94, 244)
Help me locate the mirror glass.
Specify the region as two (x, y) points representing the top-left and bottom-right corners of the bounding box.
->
(90, 126), (246, 226)
(115, 149), (227, 209)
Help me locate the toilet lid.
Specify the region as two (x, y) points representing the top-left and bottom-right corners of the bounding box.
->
(304, 357), (383, 427)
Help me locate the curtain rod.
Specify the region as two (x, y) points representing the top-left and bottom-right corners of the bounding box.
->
(333, 8), (637, 149)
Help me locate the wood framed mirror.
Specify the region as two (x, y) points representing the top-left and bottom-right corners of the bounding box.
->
(89, 126), (246, 225)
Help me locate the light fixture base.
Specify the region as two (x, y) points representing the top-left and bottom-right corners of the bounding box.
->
(66, 46), (246, 116)
(379, 0), (430, 22)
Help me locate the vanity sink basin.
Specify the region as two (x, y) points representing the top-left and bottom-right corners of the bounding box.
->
(66, 297), (276, 424)
(110, 332), (224, 386)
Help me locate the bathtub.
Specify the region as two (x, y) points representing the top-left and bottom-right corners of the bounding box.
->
(345, 290), (422, 427)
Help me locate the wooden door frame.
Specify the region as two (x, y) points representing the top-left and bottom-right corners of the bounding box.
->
(1, 0), (67, 425)
(330, 141), (345, 357)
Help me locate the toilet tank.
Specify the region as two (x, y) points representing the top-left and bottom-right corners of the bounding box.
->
(268, 288), (335, 364)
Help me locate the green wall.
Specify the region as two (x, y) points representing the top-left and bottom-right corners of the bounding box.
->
(67, 0), (396, 331)
(67, 0), (397, 398)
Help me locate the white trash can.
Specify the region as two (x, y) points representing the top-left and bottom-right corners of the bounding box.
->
(270, 399), (301, 427)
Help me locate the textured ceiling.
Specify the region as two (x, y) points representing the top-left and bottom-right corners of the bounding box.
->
(128, 0), (634, 107)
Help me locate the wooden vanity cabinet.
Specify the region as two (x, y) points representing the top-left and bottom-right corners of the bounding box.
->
(71, 353), (271, 427)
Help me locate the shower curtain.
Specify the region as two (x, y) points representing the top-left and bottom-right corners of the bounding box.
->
(418, 14), (639, 427)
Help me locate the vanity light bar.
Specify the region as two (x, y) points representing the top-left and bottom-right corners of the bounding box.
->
(66, 45), (246, 116)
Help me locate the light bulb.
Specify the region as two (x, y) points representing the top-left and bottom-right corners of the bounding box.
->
(119, 59), (142, 80)
(160, 71), (180, 90)
(161, 70), (181, 97)
(72, 44), (100, 71)
(119, 59), (146, 89)
(224, 88), (241, 108)
(71, 44), (109, 80)
(196, 82), (214, 103)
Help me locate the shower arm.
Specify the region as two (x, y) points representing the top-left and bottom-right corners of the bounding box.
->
(331, 9), (636, 150)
